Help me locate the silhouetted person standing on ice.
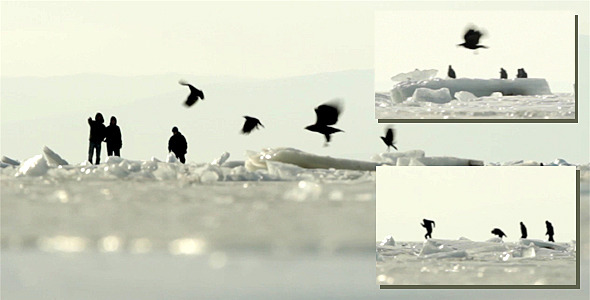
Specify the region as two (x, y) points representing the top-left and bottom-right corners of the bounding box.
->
(87, 112), (106, 165)
(168, 126), (188, 164)
(520, 222), (528, 239)
(517, 68), (528, 78)
(447, 65), (456, 78)
(421, 219), (435, 239)
(500, 68), (508, 79)
(545, 220), (555, 242)
(105, 116), (122, 157)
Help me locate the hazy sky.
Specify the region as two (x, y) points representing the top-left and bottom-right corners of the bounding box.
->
(375, 11), (575, 92)
(376, 166), (578, 241)
(1, 1), (589, 165)
(1, 1), (372, 79)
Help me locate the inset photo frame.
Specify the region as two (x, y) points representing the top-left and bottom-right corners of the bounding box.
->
(375, 11), (577, 122)
(376, 166), (579, 288)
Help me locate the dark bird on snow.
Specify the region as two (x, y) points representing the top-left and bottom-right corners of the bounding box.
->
(545, 220), (555, 242)
(179, 80), (205, 107)
(448, 65), (456, 79)
(520, 222), (528, 239)
(500, 68), (507, 79)
(491, 228), (507, 239)
(380, 127), (398, 152)
(458, 27), (488, 50)
(241, 116), (264, 134)
(305, 100), (344, 145)
(516, 68), (528, 78)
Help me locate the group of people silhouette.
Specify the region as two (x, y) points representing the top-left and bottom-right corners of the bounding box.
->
(87, 113), (188, 165)
(87, 113), (122, 165)
(421, 219), (557, 242)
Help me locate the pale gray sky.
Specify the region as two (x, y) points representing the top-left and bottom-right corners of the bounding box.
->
(375, 10), (575, 92)
(1, 1), (589, 165)
(376, 166), (578, 241)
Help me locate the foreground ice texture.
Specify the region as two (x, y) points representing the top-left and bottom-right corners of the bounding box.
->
(377, 237), (576, 285)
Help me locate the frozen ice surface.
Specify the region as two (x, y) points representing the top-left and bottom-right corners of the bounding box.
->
(377, 71), (572, 119)
(391, 78), (552, 103)
(377, 92), (574, 119)
(411, 87), (453, 104)
(377, 238), (577, 285)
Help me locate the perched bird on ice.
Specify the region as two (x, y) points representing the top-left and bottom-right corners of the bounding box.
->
(457, 27), (488, 50)
(241, 116), (264, 134)
(516, 68), (528, 78)
(520, 222), (528, 239)
(179, 80), (205, 107)
(491, 228), (507, 239)
(447, 65), (456, 79)
(305, 100), (344, 145)
(380, 127), (398, 152)
(500, 68), (508, 79)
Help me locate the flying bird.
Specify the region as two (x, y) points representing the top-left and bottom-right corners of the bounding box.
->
(241, 116), (264, 134)
(380, 127), (398, 152)
(447, 65), (456, 79)
(491, 228), (507, 239)
(179, 80), (205, 107)
(305, 100), (344, 145)
(458, 27), (488, 50)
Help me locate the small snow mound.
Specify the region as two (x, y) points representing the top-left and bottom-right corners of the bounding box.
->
(454, 91), (477, 101)
(458, 237), (471, 241)
(1, 156), (20, 166)
(371, 150), (425, 163)
(391, 69), (438, 82)
(411, 87), (453, 104)
(551, 158), (573, 166)
(151, 157), (161, 162)
(211, 152), (230, 166)
(105, 156), (124, 164)
(166, 153), (178, 163)
(42, 146), (68, 166)
(16, 155), (49, 177)
(486, 237), (504, 243)
(379, 235), (395, 247)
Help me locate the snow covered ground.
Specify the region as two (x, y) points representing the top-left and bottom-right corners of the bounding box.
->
(376, 70), (575, 119)
(377, 238), (577, 285)
(1, 147), (589, 298)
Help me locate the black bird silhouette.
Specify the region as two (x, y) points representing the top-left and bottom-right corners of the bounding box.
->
(380, 127), (398, 152)
(241, 116), (264, 134)
(305, 101), (344, 145)
(179, 80), (205, 107)
(448, 65), (456, 79)
(520, 222), (528, 239)
(458, 27), (488, 50)
(491, 228), (507, 239)
(500, 68), (508, 79)
(516, 68), (528, 78)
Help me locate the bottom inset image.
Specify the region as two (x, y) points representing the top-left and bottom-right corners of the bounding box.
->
(376, 166), (578, 287)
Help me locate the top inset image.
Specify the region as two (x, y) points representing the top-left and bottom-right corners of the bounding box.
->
(375, 11), (577, 121)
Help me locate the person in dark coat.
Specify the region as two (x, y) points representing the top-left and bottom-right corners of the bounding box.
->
(421, 219), (435, 239)
(168, 126), (188, 163)
(105, 116), (122, 157)
(545, 220), (555, 242)
(88, 112), (106, 164)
